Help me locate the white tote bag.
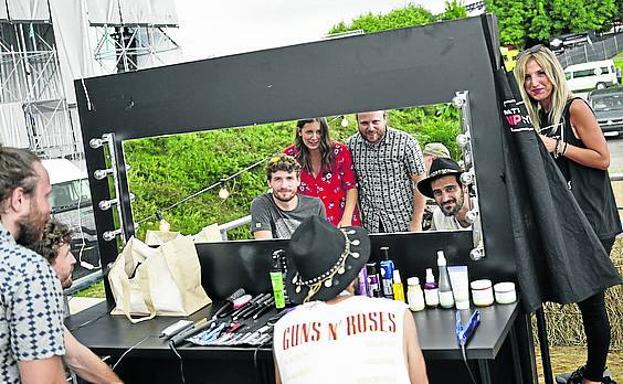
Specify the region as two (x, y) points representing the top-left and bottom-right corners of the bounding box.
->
(108, 235), (211, 323)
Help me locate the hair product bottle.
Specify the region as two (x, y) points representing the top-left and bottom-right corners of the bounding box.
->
(437, 250), (455, 309)
(379, 247), (395, 299)
(366, 263), (382, 298)
(424, 268), (439, 308)
(270, 250), (286, 309)
(407, 277), (425, 312)
(392, 269), (405, 303)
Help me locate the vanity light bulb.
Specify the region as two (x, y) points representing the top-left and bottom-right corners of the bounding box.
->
(460, 171), (475, 186)
(465, 209), (478, 224)
(98, 200), (113, 211)
(89, 138), (103, 149)
(456, 133), (470, 148)
(218, 186), (230, 200)
(452, 94), (466, 108)
(103, 229), (122, 242)
(469, 246), (486, 261)
(340, 116), (349, 127)
(94, 168), (112, 180)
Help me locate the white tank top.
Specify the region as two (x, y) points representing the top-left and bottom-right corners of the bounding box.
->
(273, 295), (411, 384)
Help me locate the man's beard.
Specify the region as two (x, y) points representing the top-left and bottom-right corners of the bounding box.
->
(16, 204), (47, 247)
(273, 190), (296, 203)
(60, 275), (73, 289)
(440, 194), (464, 217)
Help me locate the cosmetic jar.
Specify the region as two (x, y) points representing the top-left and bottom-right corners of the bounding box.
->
(470, 279), (494, 307)
(493, 282), (517, 304)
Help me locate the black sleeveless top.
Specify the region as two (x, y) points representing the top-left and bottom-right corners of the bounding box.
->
(539, 98), (621, 240)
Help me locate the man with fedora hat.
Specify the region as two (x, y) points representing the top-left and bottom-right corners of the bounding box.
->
(417, 157), (472, 231)
(273, 216), (428, 384)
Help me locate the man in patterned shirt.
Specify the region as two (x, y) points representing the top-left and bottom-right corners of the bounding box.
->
(0, 145), (66, 383)
(347, 110), (426, 233)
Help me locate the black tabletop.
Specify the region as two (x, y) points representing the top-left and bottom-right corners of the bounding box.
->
(67, 300), (518, 361)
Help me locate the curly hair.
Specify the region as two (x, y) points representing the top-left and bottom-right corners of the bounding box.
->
(31, 219), (73, 264)
(266, 153), (300, 181)
(0, 145), (41, 214)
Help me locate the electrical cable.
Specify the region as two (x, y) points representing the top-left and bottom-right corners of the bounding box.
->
(168, 340), (187, 384)
(67, 310), (109, 332)
(111, 335), (151, 371)
(460, 343), (479, 384)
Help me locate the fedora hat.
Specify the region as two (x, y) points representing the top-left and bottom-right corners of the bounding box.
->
(286, 216), (370, 304)
(417, 157), (463, 199)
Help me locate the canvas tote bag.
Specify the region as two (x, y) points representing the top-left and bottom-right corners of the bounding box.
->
(108, 235), (211, 323)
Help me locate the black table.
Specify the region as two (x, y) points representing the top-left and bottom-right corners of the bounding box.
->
(67, 301), (522, 384)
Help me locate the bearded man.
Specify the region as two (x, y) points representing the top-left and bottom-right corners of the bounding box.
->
(251, 154), (325, 239)
(416, 158), (472, 231)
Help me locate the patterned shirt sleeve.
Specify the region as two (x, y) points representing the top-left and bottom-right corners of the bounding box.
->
(404, 135), (425, 176)
(11, 260), (65, 361)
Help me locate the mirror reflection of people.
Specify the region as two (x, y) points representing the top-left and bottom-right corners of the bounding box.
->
(273, 216), (428, 384)
(417, 158), (471, 231)
(251, 154), (326, 239)
(347, 111), (426, 233)
(515, 45), (620, 384)
(0, 145), (66, 383)
(422, 142), (451, 174)
(283, 118), (361, 228)
(31, 220), (123, 384)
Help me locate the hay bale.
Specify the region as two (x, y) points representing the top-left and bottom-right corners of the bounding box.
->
(533, 237), (623, 351)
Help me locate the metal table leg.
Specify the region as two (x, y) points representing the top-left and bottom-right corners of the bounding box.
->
(510, 326), (524, 384)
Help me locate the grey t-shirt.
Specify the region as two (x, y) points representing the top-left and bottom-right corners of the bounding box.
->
(250, 193), (326, 238)
(429, 206), (472, 231)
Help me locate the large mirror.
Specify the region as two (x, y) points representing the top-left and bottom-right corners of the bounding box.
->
(122, 101), (482, 242)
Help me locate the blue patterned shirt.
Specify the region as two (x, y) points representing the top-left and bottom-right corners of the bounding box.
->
(0, 223), (65, 383)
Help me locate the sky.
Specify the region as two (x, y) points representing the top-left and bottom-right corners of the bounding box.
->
(169, 0), (447, 61)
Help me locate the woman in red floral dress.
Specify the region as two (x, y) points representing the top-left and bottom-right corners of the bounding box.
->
(284, 118), (361, 227)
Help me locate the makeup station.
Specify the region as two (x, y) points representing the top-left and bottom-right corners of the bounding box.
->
(68, 14), (539, 384)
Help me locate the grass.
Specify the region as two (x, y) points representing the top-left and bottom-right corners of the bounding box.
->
(74, 280), (105, 298)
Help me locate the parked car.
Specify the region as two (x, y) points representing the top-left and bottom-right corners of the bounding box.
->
(564, 60), (618, 93)
(587, 86), (623, 137)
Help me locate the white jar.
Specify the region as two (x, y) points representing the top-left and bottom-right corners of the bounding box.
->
(470, 279), (494, 307)
(494, 282), (517, 304)
(407, 277), (425, 312)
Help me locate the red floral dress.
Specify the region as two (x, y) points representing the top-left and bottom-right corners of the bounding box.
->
(284, 142), (361, 227)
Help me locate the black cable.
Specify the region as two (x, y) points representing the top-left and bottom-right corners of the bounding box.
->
(111, 335), (151, 372)
(67, 310), (109, 332)
(168, 340), (187, 384)
(460, 343), (479, 384)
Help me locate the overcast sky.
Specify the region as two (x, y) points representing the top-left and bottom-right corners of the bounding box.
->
(170, 0), (447, 61)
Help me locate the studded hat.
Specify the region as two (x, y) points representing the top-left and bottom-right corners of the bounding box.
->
(286, 216), (370, 304)
(417, 157), (464, 199)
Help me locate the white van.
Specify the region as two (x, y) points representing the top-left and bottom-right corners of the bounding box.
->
(41, 159), (100, 275)
(564, 60), (618, 93)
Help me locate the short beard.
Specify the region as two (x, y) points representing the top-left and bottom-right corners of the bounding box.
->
(440, 194), (464, 217)
(273, 191), (296, 203)
(16, 219), (43, 246)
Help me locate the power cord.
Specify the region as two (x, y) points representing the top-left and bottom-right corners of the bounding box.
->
(111, 335), (151, 371)
(168, 340), (187, 384)
(460, 343), (479, 384)
(253, 337), (273, 384)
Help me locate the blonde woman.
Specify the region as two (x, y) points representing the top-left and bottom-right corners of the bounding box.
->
(515, 45), (620, 384)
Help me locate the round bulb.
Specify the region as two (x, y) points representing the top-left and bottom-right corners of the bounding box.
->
(218, 186), (230, 200)
(340, 117), (349, 127)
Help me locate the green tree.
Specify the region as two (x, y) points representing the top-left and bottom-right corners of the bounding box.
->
(486, 0), (617, 47)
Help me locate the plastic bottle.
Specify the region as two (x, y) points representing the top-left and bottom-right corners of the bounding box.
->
(437, 250), (455, 309)
(424, 268), (439, 308)
(156, 211), (170, 232)
(392, 269), (405, 303)
(407, 277), (425, 311)
(379, 247), (394, 299)
(366, 263), (382, 298)
(270, 252), (286, 309)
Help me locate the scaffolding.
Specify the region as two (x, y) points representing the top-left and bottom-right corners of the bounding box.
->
(0, 0), (179, 159)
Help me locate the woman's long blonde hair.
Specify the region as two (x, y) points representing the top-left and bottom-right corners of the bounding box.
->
(513, 46), (573, 133)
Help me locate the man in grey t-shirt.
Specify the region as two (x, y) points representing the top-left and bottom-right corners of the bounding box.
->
(251, 154), (325, 239)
